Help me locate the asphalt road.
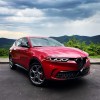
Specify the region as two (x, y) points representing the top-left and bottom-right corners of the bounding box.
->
(0, 64), (100, 100)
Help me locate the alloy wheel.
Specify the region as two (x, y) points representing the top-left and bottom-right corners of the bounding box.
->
(29, 64), (45, 85)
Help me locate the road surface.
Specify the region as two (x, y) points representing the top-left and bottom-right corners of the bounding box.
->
(0, 64), (100, 100)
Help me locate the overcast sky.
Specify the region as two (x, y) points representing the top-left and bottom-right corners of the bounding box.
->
(0, 0), (100, 39)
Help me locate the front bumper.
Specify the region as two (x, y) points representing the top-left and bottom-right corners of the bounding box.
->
(42, 58), (90, 80)
(54, 67), (90, 80)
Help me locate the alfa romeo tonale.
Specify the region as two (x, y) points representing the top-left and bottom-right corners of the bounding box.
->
(9, 37), (90, 86)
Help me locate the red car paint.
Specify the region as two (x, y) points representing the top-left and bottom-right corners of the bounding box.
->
(9, 37), (90, 80)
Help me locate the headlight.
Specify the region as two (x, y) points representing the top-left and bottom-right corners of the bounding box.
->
(46, 57), (69, 62)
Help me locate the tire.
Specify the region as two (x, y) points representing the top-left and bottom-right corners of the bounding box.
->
(29, 63), (46, 86)
(9, 56), (16, 70)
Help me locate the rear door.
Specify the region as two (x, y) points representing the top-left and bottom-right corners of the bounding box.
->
(11, 39), (22, 64)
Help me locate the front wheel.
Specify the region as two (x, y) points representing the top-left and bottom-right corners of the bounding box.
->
(29, 63), (46, 86)
(9, 56), (16, 70)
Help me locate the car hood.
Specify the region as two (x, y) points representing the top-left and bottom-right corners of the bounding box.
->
(33, 46), (88, 58)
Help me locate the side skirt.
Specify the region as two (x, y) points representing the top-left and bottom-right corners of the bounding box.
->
(15, 64), (28, 71)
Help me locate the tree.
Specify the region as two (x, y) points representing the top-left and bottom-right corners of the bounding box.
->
(64, 36), (100, 56)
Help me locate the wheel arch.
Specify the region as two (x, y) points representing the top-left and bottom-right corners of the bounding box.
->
(29, 57), (42, 69)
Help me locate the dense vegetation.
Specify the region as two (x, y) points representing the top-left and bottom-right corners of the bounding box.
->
(64, 37), (100, 56)
(0, 48), (9, 57)
(0, 37), (100, 57)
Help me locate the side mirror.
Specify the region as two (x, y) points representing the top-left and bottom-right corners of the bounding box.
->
(21, 42), (30, 48)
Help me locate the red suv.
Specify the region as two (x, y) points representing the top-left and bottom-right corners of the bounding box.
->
(9, 37), (90, 86)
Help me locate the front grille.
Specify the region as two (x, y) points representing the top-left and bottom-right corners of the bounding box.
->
(66, 57), (87, 70)
(56, 67), (90, 79)
(56, 71), (79, 79)
(75, 57), (86, 70)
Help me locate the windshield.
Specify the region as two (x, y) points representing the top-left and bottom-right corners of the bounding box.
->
(30, 37), (64, 47)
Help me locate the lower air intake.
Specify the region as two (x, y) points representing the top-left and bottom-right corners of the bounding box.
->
(56, 67), (90, 79)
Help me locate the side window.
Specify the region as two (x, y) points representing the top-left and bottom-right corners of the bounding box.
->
(21, 38), (29, 47)
(22, 38), (28, 44)
(15, 39), (22, 47)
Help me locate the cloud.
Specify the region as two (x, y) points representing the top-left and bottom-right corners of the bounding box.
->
(0, 0), (8, 6)
(0, 0), (100, 38)
(43, 8), (95, 20)
(0, 30), (28, 39)
(63, 12), (100, 36)
(0, 0), (100, 20)
(0, 7), (16, 16)
(15, 8), (44, 17)
(4, 0), (99, 9)
(0, 7), (44, 17)
(0, 7), (44, 23)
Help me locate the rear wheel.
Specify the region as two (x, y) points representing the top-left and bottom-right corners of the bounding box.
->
(9, 56), (16, 70)
(29, 63), (46, 86)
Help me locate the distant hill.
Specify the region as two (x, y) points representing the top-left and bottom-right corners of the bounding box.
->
(0, 38), (15, 48)
(0, 35), (100, 48)
(51, 35), (100, 44)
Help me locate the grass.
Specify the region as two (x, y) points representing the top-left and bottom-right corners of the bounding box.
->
(90, 55), (100, 58)
(0, 56), (9, 58)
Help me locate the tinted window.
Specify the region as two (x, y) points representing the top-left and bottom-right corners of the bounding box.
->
(22, 38), (28, 44)
(30, 38), (64, 47)
(16, 39), (22, 47)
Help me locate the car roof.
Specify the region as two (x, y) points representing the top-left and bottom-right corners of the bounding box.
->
(16, 36), (49, 41)
(23, 36), (48, 39)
